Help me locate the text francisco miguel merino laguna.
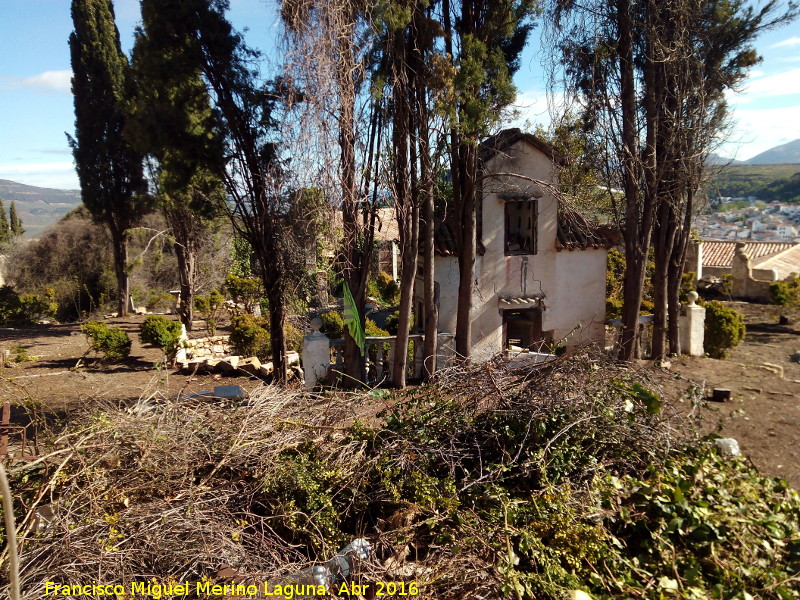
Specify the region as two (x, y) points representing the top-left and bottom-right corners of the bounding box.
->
(45, 580), (420, 598)
(45, 581), (346, 598)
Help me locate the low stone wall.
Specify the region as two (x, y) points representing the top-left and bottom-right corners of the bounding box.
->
(180, 335), (232, 361)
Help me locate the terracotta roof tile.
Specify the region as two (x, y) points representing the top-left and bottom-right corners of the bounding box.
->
(701, 241), (798, 267)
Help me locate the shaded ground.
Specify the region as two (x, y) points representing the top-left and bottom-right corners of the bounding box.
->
(0, 315), (263, 435)
(653, 301), (800, 488)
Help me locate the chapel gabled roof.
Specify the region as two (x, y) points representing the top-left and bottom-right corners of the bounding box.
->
(479, 128), (562, 164)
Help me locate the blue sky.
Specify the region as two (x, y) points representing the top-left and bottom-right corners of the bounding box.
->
(0, 0), (798, 190)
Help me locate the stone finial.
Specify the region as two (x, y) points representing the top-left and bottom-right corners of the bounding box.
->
(687, 291), (699, 306)
(309, 317), (324, 337)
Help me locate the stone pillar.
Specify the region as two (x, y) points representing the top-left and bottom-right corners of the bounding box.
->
(302, 317), (330, 390)
(679, 291), (706, 356)
(731, 242), (751, 299)
(685, 241), (702, 281)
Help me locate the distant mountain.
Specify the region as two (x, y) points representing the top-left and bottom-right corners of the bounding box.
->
(745, 139), (800, 165)
(0, 180), (82, 238)
(707, 152), (743, 166)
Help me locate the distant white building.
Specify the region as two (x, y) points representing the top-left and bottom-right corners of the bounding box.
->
(777, 225), (798, 240)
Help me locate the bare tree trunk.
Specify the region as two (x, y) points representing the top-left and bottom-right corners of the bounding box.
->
(455, 142), (477, 360)
(111, 227), (129, 317)
(174, 240), (195, 330)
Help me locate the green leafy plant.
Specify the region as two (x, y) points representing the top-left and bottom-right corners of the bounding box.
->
(229, 314), (271, 360)
(366, 271), (401, 306)
(194, 289), (225, 335)
(319, 311), (344, 339)
(139, 315), (183, 362)
(224, 274), (263, 314)
(83, 321), (132, 363)
(769, 275), (800, 309)
(704, 301), (746, 359)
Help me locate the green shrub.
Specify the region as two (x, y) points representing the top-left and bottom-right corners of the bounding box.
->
(319, 311), (344, 339)
(365, 318), (389, 337)
(367, 271), (401, 306)
(383, 311), (414, 335)
(605, 297), (623, 320)
(0, 285), (23, 325)
(194, 289), (226, 335)
(704, 300), (746, 359)
(230, 314), (271, 360)
(769, 275), (800, 308)
(139, 315), (183, 361)
(83, 321), (132, 363)
(224, 274), (263, 314)
(0, 285), (59, 325)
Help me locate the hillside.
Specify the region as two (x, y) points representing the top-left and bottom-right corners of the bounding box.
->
(707, 163), (800, 202)
(0, 179), (82, 238)
(745, 138), (800, 165)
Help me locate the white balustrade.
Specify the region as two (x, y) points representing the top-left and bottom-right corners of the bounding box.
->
(309, 332), (456, 387)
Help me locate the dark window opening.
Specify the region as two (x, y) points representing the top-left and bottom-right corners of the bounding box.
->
(503, 307), (543, 351)
(505, 199), (537, 255)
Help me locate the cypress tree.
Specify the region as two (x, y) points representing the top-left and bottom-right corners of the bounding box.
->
(0, 198), (9, 245)
(9, 201), (24, 237)
(68, 0), (146, 317)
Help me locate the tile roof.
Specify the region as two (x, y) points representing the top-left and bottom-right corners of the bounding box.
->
(556, 208), (619, 251)
(430, 220), (486, 257)
(701, 241), (798, 267)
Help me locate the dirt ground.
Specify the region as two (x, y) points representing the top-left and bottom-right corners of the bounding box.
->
(1, 303), (798, 486)
(650, 301), (800, 488)
(0, 315), (263, 417)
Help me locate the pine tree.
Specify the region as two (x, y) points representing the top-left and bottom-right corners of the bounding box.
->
(68, 0), (146, 317)
(9, 201), (24, 237)
(0, 198), (10, 245)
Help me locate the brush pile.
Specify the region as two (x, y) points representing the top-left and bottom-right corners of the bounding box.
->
(3, 349), (799, 599)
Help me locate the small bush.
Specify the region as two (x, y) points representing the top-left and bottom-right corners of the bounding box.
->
(230, 314), (271, 360)
(194, 289), (226, 335)
(83, 321), (132, 363)
(0, 285), (23, 325)
(367, 271), (401, 306)
(704, 301), (746, 359)
(224, 274), (263, 314)
(139, 315), (183, 361)
(769, 275), (800, 308)
(383, 311), (414, 335)
(319, 311), (344, 339)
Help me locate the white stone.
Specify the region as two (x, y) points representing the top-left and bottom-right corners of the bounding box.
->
(714, 437), (741, 457)
(302, 320), (330, 390)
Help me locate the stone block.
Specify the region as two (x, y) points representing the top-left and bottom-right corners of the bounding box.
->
(213, 385), (245, 401)
(216, 356), (240, 374)
(259, 362), (274, 378)
(238, 356), (262, 377)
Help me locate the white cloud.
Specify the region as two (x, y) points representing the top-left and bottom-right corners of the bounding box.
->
(0, 162), (74, 174)
(20, 70), (72, 93)
(771, 36), (800, 48)
(0, 70), (72, 93)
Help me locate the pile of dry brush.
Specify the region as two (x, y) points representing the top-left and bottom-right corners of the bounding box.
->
(3, 349), (687, 598)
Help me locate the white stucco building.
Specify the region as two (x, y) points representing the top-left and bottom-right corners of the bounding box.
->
(417, 129), (615, 362)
